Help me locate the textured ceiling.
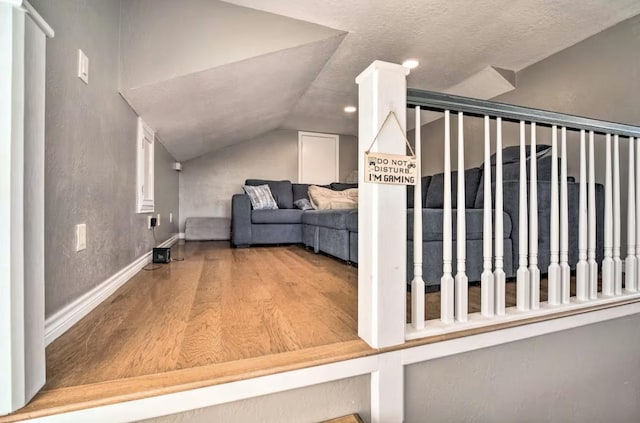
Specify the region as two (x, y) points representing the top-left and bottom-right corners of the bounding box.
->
(120, 0), (640, 161)
(123, 35), (345, 161)
(224, 0), (640, 136)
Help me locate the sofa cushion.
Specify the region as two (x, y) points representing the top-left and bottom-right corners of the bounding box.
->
(302, 209), (356, 230)
(407, 176), (431, 208)
(490, 144), (551, 165)
(330, 182), (358, 191)
(292, 183), (310, 202)
(425, 167), (482, 209)
(498, 155), (557, 182)
(407, 208), (512, 241)
(252, 209), (304, 224)
(308, 185), (358, 210)
(474, 156), (560, 208)
(243, 184), (278, 210)
(245, 179), (293, 209)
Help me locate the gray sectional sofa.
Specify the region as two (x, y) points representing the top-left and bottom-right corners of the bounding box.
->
(231, 179), (358, 260)
(231, 146), (604, 287)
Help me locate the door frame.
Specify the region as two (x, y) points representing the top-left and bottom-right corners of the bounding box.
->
(0, 0), (53, 415)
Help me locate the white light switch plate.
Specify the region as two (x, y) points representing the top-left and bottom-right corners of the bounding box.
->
(76, 224), (86, 251)
(169, 213), (173, 223)
(157, 214), (161, 227)
(77, 49), (89, 84)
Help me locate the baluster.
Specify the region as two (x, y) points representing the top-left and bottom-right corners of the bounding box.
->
(494, 117), (506, 315)
(560, 127), (570, 304)
(602, 134), (614, 296)
(517, 121), (530, 311)
(440, 110), (454, 323)
(548, 126), (561, 305)
(530, 123), (540, 310)
(613, 135), (623, 295)
(588, 131), (598, 299)
(625, 137), (637, 292)
(636, 136), (640, 291)
(481, 116), (494, 317)
(576, 130), (589, 301)
(411, 106), (425, 329)
(455, 112), (468, 322)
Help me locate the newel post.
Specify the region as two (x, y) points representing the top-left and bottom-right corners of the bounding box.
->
(356, 61), (409, 349)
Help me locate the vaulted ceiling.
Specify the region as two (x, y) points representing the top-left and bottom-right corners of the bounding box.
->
(118, 0), (640, 162)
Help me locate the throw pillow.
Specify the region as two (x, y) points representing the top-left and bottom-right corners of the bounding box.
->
(294, 198), (314, 210)
(245, 179), (293, 209)
(243, 184), (278, 210)
(308, 185), (358, 210)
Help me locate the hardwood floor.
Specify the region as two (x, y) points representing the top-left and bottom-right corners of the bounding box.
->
(3, 242), (371, 422)
(47, 242), (361, 387)
(0, 242), (607, 421)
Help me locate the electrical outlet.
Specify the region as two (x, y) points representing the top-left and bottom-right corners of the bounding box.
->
(156, 214), (161, 227)
(76, 223), (86, 251)
(77, 49), (89, 84)
(169, 212), (173, 223)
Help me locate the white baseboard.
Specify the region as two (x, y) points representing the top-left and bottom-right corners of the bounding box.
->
(44, 235), (179, 346)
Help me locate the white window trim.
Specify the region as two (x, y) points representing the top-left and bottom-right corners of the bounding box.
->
(136, 117), (154, 214)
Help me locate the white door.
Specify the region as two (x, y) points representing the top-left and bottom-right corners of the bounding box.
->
(298, 132), (339, 184)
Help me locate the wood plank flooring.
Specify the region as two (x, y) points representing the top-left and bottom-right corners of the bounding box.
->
(3, 242), (371, 422)
(1, 242), (613, 422)
(47, 242), (361, 388)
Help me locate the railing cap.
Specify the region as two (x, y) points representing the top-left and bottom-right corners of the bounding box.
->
(407, 88), (640, 138)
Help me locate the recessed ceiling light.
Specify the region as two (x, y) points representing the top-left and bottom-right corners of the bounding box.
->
(402, 59), (419, 69)
(344, 106), (357, 113)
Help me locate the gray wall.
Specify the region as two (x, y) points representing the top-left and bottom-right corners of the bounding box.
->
(179, 129), (357, 232)
(30, 0), (179, 318)
(140, 375), (371, 423)
(418, 13), (640, 179)
(406, 314), (640, 423)
(340, 134), (359, 182)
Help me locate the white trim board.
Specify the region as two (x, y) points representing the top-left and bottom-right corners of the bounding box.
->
(31, 356), (378, 423)
(44, 235), (178, 346)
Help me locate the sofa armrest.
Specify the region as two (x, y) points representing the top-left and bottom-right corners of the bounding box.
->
(231, 194), (252, 246)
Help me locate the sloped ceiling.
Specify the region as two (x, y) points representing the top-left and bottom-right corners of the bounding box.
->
(123, 36), (345, 161)
(119, 0), (346, 161)
(119, 0), (640, 162)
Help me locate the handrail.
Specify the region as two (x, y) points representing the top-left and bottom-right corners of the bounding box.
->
(407, 88), (640, 138)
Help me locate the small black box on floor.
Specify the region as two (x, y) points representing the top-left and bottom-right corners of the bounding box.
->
(152, 247), (171, 263)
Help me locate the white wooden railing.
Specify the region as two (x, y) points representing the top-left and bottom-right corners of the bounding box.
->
(403, 88), (640, 340)
(356, 61), (640, 349)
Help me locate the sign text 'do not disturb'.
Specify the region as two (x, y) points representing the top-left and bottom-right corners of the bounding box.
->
(364, 152), (417, 185)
